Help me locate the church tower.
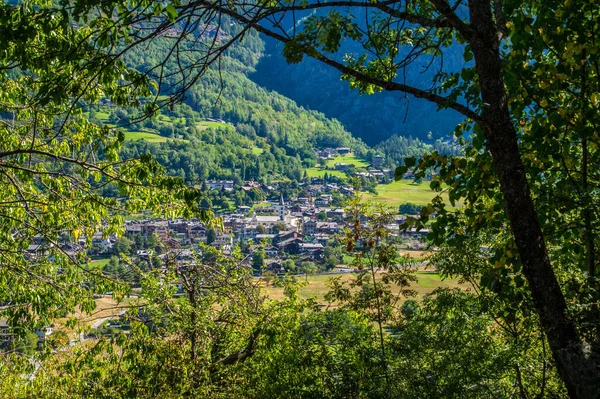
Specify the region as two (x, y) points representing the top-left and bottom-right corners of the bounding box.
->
(278, 192), (285, 221)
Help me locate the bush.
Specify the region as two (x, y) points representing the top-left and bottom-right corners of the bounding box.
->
(399, 203), (423, 215)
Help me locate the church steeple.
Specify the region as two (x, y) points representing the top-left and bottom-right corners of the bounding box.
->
(278, 192), (285, 221)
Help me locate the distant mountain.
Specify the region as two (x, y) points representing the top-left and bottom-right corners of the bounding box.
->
(250, 37), (467, 146)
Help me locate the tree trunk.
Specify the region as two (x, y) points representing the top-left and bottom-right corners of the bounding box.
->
(468, 1), (598, 397)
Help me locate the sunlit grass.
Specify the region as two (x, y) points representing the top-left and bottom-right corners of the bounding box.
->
(123, 131), (168, 143)
(325, 154), (369, 168)
(261, 269), (467, 303)
(361, 179), (452, 208)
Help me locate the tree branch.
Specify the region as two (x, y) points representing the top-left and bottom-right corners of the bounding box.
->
(190, 0), (481, 122)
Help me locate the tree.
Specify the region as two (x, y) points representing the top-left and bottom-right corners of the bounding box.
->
(298, 262), (318, 282)
(5, 0), (600, 395)
(398, 203), (423, 215)
(113, 237), (133, 256)
(273, 223), (287, 233)
(329, 198), (416, 383)
(282, 259), (296, 273)
(0, 0), (207, 336)
(317, 211), (328, 222)
(206, 228), (217, 245)
(262, 270), (276, 286)
(252, 247), (266, 274)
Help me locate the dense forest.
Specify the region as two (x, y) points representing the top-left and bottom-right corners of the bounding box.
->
(252, 36), (466, 145)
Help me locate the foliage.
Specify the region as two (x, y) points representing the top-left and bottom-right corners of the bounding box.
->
(389, 289), (565, 397)
(398, 203), (423, 215)
(0, 0), (207, 337)
(375, 135), (462, 168)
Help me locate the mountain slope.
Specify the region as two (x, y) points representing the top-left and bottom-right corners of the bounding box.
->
(97, 28), (370, 184)
(250, 36), (466, 146)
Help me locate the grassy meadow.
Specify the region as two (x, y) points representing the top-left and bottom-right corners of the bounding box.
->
(305, 168), (347, 179)
(123, 131), (168, 143)
(361, 179), (450, 208)
(261, 268), (466, 303)
(325, 154), (369, 168)
(304, 153), (370, 180)
(196, 121), (230, 130)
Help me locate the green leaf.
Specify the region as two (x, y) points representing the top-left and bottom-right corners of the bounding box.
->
(394, 166), (408, 180)
(165, 5), (178, 22)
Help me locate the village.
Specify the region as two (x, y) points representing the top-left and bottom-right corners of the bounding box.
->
(84, 147), (429, 276)
(24, 148), (431, 277)
(10, 149), (431, 348)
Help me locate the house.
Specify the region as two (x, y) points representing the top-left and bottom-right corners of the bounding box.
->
(298, 243), (324, 253)
(125, 223), (143, 237)
(340, 186), (355, 195)
(206, 180), (234, 191)
(189, 224), (207, 241)
(159, 248), (196, 264)
(313, 233), (330, 246)
(334, 163), (350, 172)
(255, 234), (276, 243)
(265, 259), (285, 273)
(276, 237), (303, 254)
(0, 321), (14, 347)
(237, 205), (251, 214)
(370, 170), (385, 180)
(275, 230), (303, 244)
(35, 326), (54, 348)
(326, 209), (345, 219)
(205, 117), (227, 123)
(298, 243), (325, 260)
(264, 244), (279, 257)
(314, 194), (332, 206)
(25, 243), (53, 260)
(317, 222), (340, 234)
(91, 233), (112, 252)
(303, 220), (318, 236)
(211, 233), (233, 250)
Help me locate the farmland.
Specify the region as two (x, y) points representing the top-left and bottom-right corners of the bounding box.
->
(123, 131), (168, 143)
(261, 269), (466, 303)
(361, 179), (450, 208)
(325, 154), (370, 168)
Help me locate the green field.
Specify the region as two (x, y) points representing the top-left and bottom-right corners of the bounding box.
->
(95, 111), (110, 121)
(305, 168), (347, 179)
(123, 131), (168, 143)
(87, 258), (110, 269)
(251, 147), (265, 155)
(196, 121), (230, 130)
(325, 154), (369, 168)
(261, 270), (465, 303)
(362, 179), (450, 208)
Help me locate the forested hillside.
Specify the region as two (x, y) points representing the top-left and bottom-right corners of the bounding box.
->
(251, 36), (466, 145)
(96, 25), (371, 182)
